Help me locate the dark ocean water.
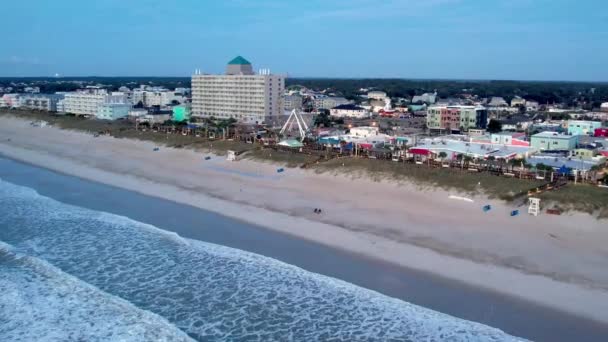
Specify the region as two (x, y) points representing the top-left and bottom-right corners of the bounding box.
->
(0, 174), (522, 341)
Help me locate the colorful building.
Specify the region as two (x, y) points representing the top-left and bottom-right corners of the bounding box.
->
(172, 105), (191, 122)
(427, 105), (488, 132)
(567, 120), (602, 136)
(594, 127), (608, 137)
(530, 132), (578, 151)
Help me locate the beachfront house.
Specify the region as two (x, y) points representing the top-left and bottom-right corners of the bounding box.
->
(96, 103), (131, 121)
(567, 120), (603, 136)
(412, 138), (532, 161)
(530, 132), (578, 151)
(330, 104), (369, 119)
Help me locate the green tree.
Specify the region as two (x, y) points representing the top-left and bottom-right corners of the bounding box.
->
(314, 111), (331, 127)
(487, 119), (502, 133)
(518, 105), (527, 114)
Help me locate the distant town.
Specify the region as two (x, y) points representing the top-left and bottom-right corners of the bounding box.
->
(2, 56), (608, 190)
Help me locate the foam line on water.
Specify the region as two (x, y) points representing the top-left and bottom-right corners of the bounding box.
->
(0, 241), (194, 342)
(0, 178), (526, 341)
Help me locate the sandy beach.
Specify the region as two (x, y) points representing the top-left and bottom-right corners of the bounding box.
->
(1, 115), (608, 325)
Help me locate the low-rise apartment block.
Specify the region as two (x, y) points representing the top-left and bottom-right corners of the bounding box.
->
(426, 105), (488, 132)
(96, 103), (131, 120)
(283, 95), (303, 111)
(314, 96), (351, 110)
(62, 89), (127, 116)
(567, 120), (603, 136)
(19, 94), (64, 112)
(530, 132), (578, 151)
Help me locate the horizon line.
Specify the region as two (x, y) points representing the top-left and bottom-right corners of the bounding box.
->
(1, 75), (607, 84)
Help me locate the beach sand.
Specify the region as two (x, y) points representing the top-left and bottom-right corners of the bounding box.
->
(1, 115), (607, 325)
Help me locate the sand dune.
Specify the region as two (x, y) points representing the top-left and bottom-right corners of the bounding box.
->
(1, 115), (608, 324)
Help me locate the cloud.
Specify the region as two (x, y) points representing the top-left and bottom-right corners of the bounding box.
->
(291, 0), (460, 22)
(1, 56), (42, 65)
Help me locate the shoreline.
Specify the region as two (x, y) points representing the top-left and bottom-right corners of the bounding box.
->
(1, 115), (608, 325)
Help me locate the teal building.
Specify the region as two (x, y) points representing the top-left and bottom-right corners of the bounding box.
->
(567, 120), (602, 136)
(172, 105), (191, 122)
(96, 103), (131, 121)
(530, 132), (578, 151)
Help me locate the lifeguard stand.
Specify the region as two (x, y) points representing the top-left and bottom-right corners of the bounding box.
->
(226, 150), (237, 161)
(528, 197), (540, 216)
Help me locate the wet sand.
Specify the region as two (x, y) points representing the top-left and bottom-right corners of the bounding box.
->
(2, 157), (608, 341)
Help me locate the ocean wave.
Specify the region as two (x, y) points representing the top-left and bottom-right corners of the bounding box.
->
(0, 241), (194, 342)
(0, 179), (525, 341)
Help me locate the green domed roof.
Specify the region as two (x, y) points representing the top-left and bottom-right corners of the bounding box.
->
(228, 56), (251, 65)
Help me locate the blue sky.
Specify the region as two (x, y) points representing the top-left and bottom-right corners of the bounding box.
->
(1, 0), (606, 80)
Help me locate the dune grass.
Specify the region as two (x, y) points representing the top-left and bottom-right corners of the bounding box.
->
(539, 184), (608, 218)
(311, 157), (546, 201)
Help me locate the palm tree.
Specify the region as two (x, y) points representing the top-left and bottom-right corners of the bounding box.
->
(487, 156), (496, 172)
(455, 153), (464, 169)
(589, 164), (603, 183)
(463, 155), (473, 168)
(438, 151), (448, 166)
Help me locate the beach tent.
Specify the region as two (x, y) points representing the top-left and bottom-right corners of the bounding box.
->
(408, 148), (431, 156)
(558, 165), (571, 176)
(358, 143), (373, 150)
(278, 139), (304, 148)
(318, 137), (341, 146)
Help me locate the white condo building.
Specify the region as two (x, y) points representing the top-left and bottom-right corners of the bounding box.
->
(313, 96), (351, 110)
(62, 89), (127, 116)
(191, 56), (285, 123)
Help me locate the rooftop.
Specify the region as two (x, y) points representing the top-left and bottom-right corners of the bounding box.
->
(532, 131), (577, 139)
(428, 104), (485, 110)
(332, 104), (365, 110)
(527, 155), (603, 172)
(416, 138), (531, 159)
(228, 56), (251, 65)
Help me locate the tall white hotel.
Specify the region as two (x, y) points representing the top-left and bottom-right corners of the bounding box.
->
(191, 56), (285, 124)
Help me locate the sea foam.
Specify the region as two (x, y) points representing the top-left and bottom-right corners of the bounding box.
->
(0, 241), (194, 342)
(0, 179), (526, 341)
